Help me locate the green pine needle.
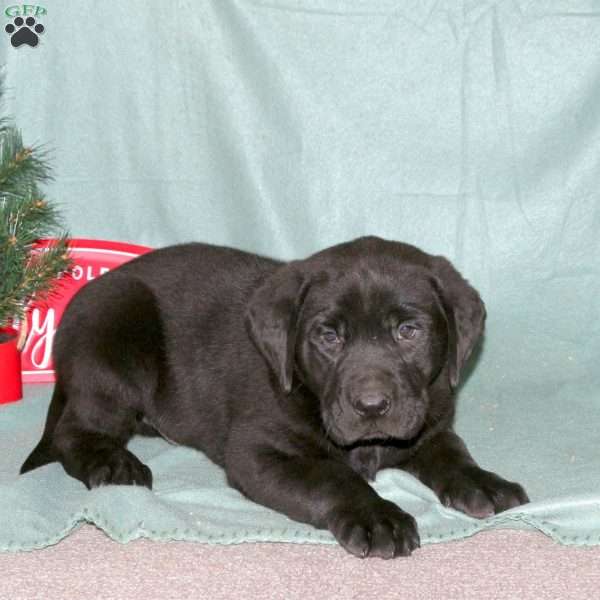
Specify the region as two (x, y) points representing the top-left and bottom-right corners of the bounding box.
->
(0, 92), (72, 327)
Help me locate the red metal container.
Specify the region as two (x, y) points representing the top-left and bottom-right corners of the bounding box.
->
(21, 239), (151, 383)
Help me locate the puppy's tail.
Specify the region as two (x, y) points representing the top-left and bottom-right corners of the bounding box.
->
(20, 383), (66, 475)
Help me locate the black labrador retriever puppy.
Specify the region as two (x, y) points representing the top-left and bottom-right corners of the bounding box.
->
(21, 236), (528, 558)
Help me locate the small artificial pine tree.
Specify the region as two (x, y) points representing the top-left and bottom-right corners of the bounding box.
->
(0, 81), (71, 342)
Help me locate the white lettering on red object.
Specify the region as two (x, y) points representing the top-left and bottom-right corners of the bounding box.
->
(24, 308), (56, 369)
(71, 265), (110, 281)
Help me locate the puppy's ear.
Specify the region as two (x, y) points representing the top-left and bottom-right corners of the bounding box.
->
(431, 257), (486, 389)
(245, 263), (309, 394)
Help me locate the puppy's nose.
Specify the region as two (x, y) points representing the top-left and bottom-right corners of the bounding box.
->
(353, 392), (391, 418)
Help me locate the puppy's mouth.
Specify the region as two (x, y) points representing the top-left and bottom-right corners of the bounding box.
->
(323, 413), (425, 448)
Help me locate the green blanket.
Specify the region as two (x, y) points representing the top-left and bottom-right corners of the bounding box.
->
(1, 0), (599, 551)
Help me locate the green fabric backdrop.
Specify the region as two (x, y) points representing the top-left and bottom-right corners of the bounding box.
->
(1, 0), (599, 550)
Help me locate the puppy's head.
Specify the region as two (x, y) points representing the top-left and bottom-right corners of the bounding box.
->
(245, 236), (485, 446)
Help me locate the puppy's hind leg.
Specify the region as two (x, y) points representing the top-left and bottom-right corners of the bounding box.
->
(51, 278), (163, 490)
(53, 390), (154, 490)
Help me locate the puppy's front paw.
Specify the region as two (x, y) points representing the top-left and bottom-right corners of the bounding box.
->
(83, 448), (153, 490)
(436, 466), (529, 518)
(327, 499), (420, 559)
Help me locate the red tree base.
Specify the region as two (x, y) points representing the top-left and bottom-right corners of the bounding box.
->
(0, 328), (22, 404)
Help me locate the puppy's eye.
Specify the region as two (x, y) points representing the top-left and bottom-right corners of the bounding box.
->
(396, 324), (419, 341)
(321, 328), (342, 345)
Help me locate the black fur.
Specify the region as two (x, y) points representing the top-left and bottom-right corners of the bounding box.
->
(21, 236), (528, 558)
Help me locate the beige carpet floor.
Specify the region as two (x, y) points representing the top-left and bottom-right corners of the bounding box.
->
(1, 526), (599, 600)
